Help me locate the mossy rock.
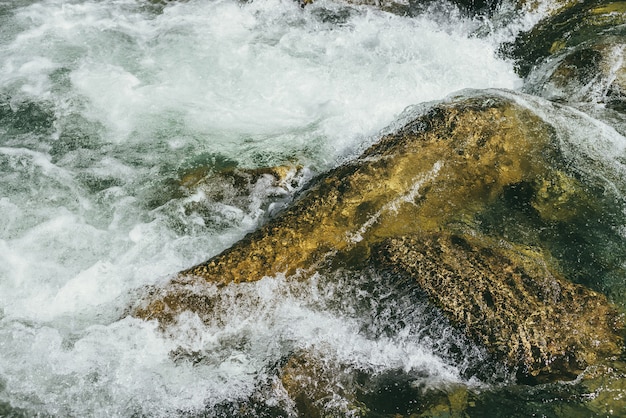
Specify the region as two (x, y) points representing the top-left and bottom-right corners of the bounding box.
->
(524, 38), (626, 110)
(504, 0), (626, 110)
(149, 153), (305, 234)
(278, 352), (368, 417)
(505, 0), (626, 77)
(275, 349), (626, 416)
(278, 350), (477, 417)
(131, 90), (624, 382)
(460, 359), (626, 416)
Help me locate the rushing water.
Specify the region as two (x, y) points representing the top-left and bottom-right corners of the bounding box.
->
(0, 0), (624, 416)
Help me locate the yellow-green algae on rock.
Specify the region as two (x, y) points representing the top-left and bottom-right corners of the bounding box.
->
(278, 351), (368, 417)
(276, 353), (626, 417)
(132, 90), (623, 382)
(508, 0), (626, 74)
(506, 0), (626, 110)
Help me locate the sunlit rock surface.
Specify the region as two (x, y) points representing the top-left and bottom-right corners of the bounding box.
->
(132, 90), (624, 382)
(277, 349), (475, 417)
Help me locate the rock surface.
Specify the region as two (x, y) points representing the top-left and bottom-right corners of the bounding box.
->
(373, 231), (621, 382)
(505, 0), (626, 110)
(132, 90), (624, 381)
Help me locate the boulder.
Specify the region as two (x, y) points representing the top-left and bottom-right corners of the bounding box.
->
(132, 90), (624, 381)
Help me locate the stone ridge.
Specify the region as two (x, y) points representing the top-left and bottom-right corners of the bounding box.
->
(372, 232), (623, 383)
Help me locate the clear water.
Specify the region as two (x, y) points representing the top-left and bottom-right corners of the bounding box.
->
(0, 0), (624, 416)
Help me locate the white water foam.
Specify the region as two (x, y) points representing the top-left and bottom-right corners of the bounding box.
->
(4, 0), (522, 161)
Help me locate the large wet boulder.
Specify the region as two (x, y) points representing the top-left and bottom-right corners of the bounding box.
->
(132, 90), (624, 382)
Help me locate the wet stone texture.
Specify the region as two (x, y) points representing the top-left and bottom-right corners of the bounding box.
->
(372, 231), (622, 383)
(505, 0), (626, 110)
(277, 350), (476, 417)
(132, 91), (624, 384)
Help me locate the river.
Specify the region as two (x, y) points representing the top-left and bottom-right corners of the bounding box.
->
(0, 0), (623, 416)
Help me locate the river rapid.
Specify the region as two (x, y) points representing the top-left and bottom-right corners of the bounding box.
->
(0, 0), (624, 416)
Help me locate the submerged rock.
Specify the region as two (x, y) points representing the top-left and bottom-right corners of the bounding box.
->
(301, 0), (502, 16)
(460, 360), (626, 416)
(505, 0), (626, 110)
(132, 90), (624, 381)
(176, 159), (305, 228)
(0, 95), (56, 136)
(277, 350), (477, 417)
(278, 352), (368, 417)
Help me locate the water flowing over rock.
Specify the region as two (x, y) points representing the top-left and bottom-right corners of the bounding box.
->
(505, 0), (626, 111)
(128, 0), (626, 414)
(301, 0), (503, 15)
(5, 0), (626, 415)
(132, 90), (624, 383)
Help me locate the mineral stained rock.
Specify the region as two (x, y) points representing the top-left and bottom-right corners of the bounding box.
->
(132, 90), (623, 381)
(372, 232), (622, 382)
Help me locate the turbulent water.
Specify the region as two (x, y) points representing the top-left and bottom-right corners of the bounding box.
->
(0, 0), (624, 416)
